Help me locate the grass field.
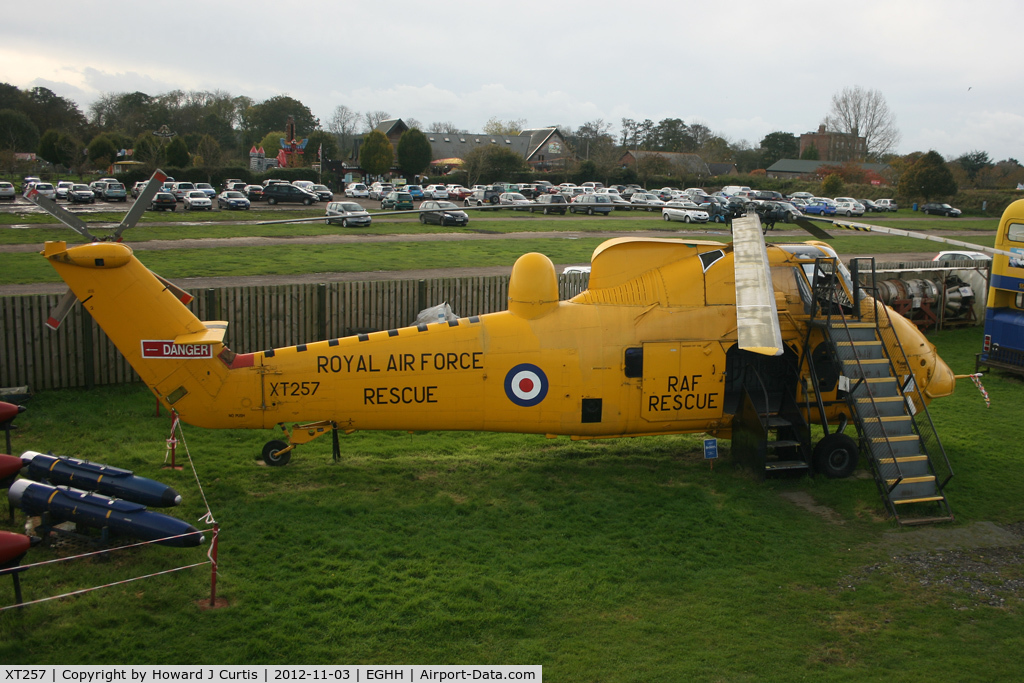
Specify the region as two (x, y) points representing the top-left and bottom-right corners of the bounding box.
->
(1, 328), (1023, 680)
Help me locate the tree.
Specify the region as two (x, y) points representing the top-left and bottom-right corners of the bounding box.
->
(22, 87), (87, 137)
(0, 109), (40, 151)
(360, 130), (394, 177)
(362, 110), (391, 133)
(304, 130), (338, 165)
(460, 145), (527, 186)
(482, 116), (526, 136)
(759, 131), (799, 168)
(897, 150), (957, 200)
(133, 132), (164, 168)
(328, 104), (360, 155)
(429, 121), (466, 134)
(955, 150), (992, 182)
(820, 173), (843, 196)
(825, 86), (900, 160)
(165, 137), (190, 168)
(397, 129), (432, 179)
(801, 143), (820, 160)
(38, 129), (62, 165)
(194, 135), (222, 178)
(259, 131), (287, 159)
(87, 134), (117, 169)
(243, 95), (319, 143)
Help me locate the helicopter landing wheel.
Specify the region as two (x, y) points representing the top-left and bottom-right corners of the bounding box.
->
(262, 439), (292, 467)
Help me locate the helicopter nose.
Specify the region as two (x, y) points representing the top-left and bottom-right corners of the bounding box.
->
(922, 352), (956, 400)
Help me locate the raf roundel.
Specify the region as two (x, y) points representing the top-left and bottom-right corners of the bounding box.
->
(504, 363), (549, 407)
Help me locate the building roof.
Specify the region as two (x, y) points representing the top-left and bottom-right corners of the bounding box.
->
(765, 159), (890, 174)
(520, 128), (563, 160)
(423, 132), (531, 162)
(374, 119), (409, 137)
(707, 162), (738, 176)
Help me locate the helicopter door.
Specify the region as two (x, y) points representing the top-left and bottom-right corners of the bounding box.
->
(640, 342), (726, 422)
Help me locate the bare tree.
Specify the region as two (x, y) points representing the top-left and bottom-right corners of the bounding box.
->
(429, 121), (467, 134)
(825, 86), (901, 160)
(328, 105), (360, 155)
(362, 110), (391, 132)
(482, 116), (526, 136)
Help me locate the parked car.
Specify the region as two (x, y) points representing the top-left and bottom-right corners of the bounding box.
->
(55, 181), (74, 200)
(568, 193), (615, 215)
(920, 202), (961, 217)
(803, 199), (837, 216)
(170, 182), (195, 201)
(499, 192), (532, 210)
(244, 185), (265, 201)
(419, 200), (469, 226)
(223, 179), (243, 191)
(344, 183), (369, 198)
(195, 183), (217, 199)
(933, 250), (991, 262)
(464, 187), (502, 207)
(834, 200), (865, 217)
(404, 185), (425, 200)
(149, 192), (177, 211)
(875, 198), (898, 211)
(753, 201), (802, 227)
(445, 185), (471, 200)
(0, 181), (16, 201)
(101, 182), (127, 202)
(858, 199), (885, 213)
(662, 201), (710, 223)
(424, 184), (450, 200)
(630, 193), (665, 211)
(326, 201), (371, 227)
(264, 183), (318, 205)
(66, 184), (96, 204)
(183, 190), (212, 211)
(216, 191), (251, 210)
(130, 181), (148, 198)
(309, 184), (333, 202)
(788, 191), (815, 201)
(381, 191), (414, 210)
(368, 184), (393, 200)
(30, 183), (57, 200)
(529, 193), (569, 215)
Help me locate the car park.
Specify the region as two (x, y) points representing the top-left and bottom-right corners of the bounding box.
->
(933, 250), (991, 262)
(183, 190), (212, 211)
(326, 201), (372, 227)
(244, 185), (264, 202)
(264, 183), (318, 205)
(344, 183), (369, 198)
(67, 184), (95, 204)
(859, 199), (885, 213)
(920, 202), (961, 217)
(875, 198), (898, 211)
(568, 193), (614, 215)
(529, 193), (568, 215)
(419, 200), (469, 226)
(630, 193), (665, 211)
(309, 184), (334, 202)
(149, 192), (177, 211)
(216, 190), (251, 210)
(195, 183), (217, 198)
(0, 181), (16, 200)
(662, 201), (710, 223)
(381, 191), (414, 210)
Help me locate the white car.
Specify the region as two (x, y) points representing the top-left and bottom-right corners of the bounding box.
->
(28, 182), (57, 200)
(424, 184), (449, 200)
(933, 251), (992, 262)
(662, 201), (710, 224)
(56, 181), (74, 200)
(499, 192), (532, 210)
(344, 183), (368, 198)
(183, 190), (212, 211)
(0, 181), (15, 200)
(834, 200), (865, 217)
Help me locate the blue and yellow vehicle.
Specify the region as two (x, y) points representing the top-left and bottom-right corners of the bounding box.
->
(979, 199), (1024, 374)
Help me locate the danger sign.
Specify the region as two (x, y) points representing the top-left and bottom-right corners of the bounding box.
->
(141, 340), (213, 359)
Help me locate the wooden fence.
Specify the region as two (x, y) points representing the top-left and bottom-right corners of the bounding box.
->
(0, 273), (592, 392)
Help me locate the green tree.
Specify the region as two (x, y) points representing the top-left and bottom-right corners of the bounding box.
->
(258, 131), (287, 158)
(482, 116), (526, 136)
(760, 131), (798, 168)
(360, 130), (394, 177)
(87, 134), (117, 168)
(897, 150), (957, 200)
(304, 130), (338, 166)
(820, 172), (843, 196)
(165, 137), (190, 167)
(243, 96), (319, 142)
(133, 132), (164, 167)
(38, 129), (61, 165)
(801, 143), (820, 160)
(955, 150), (992, 182)
(0, 109), (40, 151)
(461, 145), (527, 186)
(397, 128), (432, 179)
(194, 135), (222, 178)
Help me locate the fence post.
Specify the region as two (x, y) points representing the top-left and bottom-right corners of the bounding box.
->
(317, 284), (327, 341)
(417, 279), (427, 313)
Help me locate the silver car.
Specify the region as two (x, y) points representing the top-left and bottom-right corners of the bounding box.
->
(326, 201), (371, 227)
(0, 181), (15, 201)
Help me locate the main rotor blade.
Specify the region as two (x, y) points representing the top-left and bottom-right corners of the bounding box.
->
(813, 217), (1017, 259)
(26, 191), (100, 241)
(45, 289), (77, 330)
(791, 216), (836, 240)
(732, 213), (784, 357)
(113, 169), (167, 240)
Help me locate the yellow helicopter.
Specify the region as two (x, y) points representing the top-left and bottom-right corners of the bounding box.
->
(31, 171), (1009, 520)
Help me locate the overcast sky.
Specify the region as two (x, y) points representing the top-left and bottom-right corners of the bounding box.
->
(3, 0), (1021, 162)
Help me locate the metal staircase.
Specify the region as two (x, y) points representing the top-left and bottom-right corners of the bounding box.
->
(805, 257), (954, 525)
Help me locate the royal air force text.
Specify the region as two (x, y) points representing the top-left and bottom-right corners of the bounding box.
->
(314, 352), (484, 406)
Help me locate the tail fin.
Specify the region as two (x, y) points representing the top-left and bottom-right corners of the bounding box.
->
(44, 241), (232, 416)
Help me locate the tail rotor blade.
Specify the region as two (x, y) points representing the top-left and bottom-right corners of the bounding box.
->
(151, 271), (193, 304)
(46, 289), (77, 330)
